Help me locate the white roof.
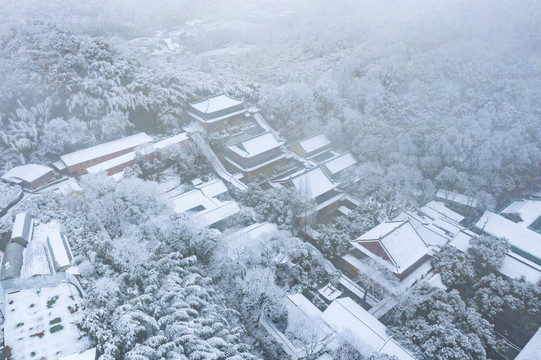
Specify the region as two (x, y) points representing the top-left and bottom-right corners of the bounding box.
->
(4, 281), (89, 360)
(12, 212), (32, 240)
(318, 283), (343, 302)
(170, 189), (218, 213)
(196, 178), (228, 198)
(356, 220), (404, 240)
(155, 133), (189, 149)
(190, 94), (243, 114)
(46, 227), (72, 270)
(323, 153), (356, 175)
(353, 221), (430, 274)
(2, 164), (52, 184)
(60, 133), (153, 167)
(21, 241), (52, 278)
(169, 179), (239, 227)
(287, 293), (323, 319)
(516, 326), (541, 360)
(379, 339), (418, 360)
(321, 297), (415, 360)
(298, 134), (331, 155)
(448, 229), (541, 284)
(436, 189), (478, 208)
(499, 253), (541, 284)
(476, 211), (541, 261)
(448, 230), (474, 252)
(197, 202), (240, 227)
(408, 218), (450, 246)
(86, 152), (135, 174)
(501, 199), (541, 226)
(228, 132), (283, 157)
(290, 167), (336, 199)
(420, 201), (465, 223)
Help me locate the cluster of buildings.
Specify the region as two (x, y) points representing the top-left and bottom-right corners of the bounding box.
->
(187, 94), (359, 221)
(0, 213), (94, 359)
(1, 92), (540, 359)
(1, 132), (190, 192)
(184, 94), (541, 359)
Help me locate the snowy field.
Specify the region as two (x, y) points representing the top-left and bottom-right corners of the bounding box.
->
(4, 281), (89, 359)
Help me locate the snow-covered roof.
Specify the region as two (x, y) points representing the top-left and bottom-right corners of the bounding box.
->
(321, 297), (415, 360)
(2, 164), (52, 184)
(297, 134), (331, 156)
(155, 133), (189, 150)
(322, 153), (356, 175)
(21, 241), (53, 278)
(499, 253), (541, 284)
(353, 220), (430, 274)
(4, 279), (89, 360)
(197, 202), (241, 227)
(419, 201), (465, 223)
(1, 242), (24, 280)
(287, 293), (323, 319)
(448, 230), (474, 252)
(318, 283), (343, 302)
(426, 273), (447, 289)
(12, 212), (32, 242)
(407, 217), (451, 246)
(86, 143), (156, 174)
(435, 189), (478, 208)
(196, 178), (228, 198)
(228, 132), (283, 158)
(476, 211), (541, 262)
(516, 325), (541, 360)
(447, 228), (541, 284)
(356, 220), (404, 240)
(288, 167), (336, 199)
(171, 189), (217, 213)
(190, 94), (243, 114)
(86, 152), (135, 174)
(169, 179), (239, 227)
(46, 227), (73, 271)
(60, 133), (153, 167)
(500, 199), (541, 227)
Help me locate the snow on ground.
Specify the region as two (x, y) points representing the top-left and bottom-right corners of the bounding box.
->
(4, 280), (89, 359)
(201, 44), (256, 56)
(0, 182), (22, 211)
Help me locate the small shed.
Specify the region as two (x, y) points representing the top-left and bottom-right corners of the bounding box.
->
(1, 242), (25, 280)
(46, 229), (73, 272)
(11, 212), (33, 247)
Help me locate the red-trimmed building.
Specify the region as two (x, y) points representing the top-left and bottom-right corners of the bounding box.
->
(2, 164), (53, 189)
(223, 132), (286, 180)
(187, 94), (247, 131)
(59, 133), (153, 175)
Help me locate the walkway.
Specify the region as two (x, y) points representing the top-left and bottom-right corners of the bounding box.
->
(186, 130), (247, 191)
(260, 317), (304, 360)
